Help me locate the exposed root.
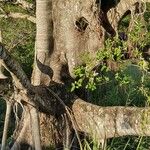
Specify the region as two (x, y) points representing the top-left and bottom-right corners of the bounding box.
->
(1, 101), (12, 150)
(29, 107), (42, 150)
(46, 87), (83, 149)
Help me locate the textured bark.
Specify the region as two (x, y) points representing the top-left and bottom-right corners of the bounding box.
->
(1, 101), (12, 150)
(1, 43), (150, 141)
(11, 111), (33, 150)
(72, 99), (150, 139)
(107, 0), (150, 30)
(51, 0), (104, 82)
(0, 0), (150, 149)
(32, 0), (53, 86)
(1, 44), (150, 147)
(30, 107), (42, 150)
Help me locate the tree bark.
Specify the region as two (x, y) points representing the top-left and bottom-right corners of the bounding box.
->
(50, 0), (104, 82)
(1, 43), (150, 148)
(0, 0), (150, 149)
(32, 0), (53, 86)
(73, 99), (150, 139)
(1, 101), (12, 150)
(107, 0), (150, 30)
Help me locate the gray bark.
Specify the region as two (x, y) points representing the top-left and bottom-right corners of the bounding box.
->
(30, 107), (42, 150)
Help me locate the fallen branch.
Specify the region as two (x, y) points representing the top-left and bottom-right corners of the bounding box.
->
(0, 12), (35, 23)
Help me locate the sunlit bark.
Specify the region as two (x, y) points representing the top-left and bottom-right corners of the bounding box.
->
(0, 0), (150, 149)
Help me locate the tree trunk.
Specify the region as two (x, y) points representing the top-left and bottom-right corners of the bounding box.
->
(1, 43), (150, 148)
(50, 0), (104, 81)
(32, 0), (53, 86)
(10, 0), (61, 149)
(0, 0), (150, 149)
(31, 0), (63, 148)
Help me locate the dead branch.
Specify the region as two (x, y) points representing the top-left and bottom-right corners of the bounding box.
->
(0, 13), (35, 23)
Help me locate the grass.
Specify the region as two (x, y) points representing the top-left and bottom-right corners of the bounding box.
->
(0, 17), (35, 76)
(0, 2), (28, 14)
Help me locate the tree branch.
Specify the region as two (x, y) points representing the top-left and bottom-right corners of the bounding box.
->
(0, 43), (71, 114)
(1, 101), (12, 150)
(1, 43), (150, 140)
(107, 0), (150, 30)
(0, 12), (35, 23)
(72, 99), (150, 140)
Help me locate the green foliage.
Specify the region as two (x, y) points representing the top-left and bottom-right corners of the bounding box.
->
(26, 0), (35, 3)
(71, 7), (150, 150)
(107, 136), (150, 150)
(72, 16), (150, 92)
(72, 15), (150, 105)
(71, 65), (109, 91)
